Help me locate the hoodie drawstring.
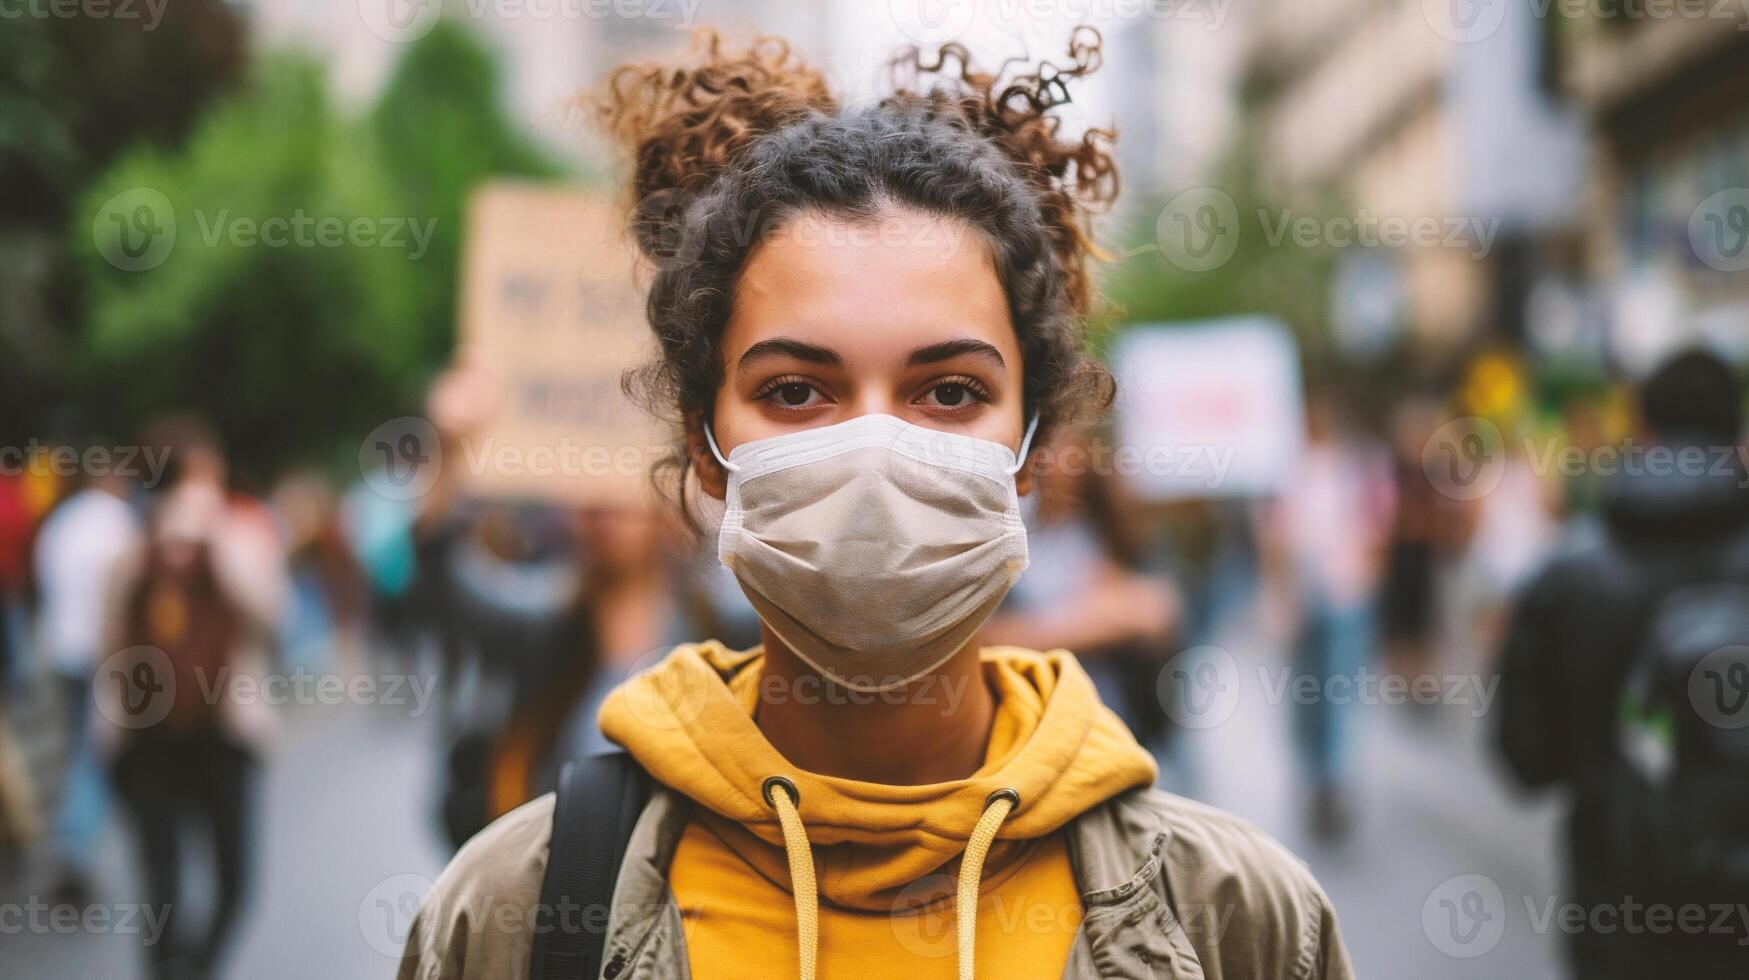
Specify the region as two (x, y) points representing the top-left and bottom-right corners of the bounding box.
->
(956, 789), (1018, 980)
(764, 777), (818, 980)
(763, 777), (1019, 980)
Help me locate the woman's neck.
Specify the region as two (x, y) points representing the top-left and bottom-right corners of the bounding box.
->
(752, 633), (997, 785)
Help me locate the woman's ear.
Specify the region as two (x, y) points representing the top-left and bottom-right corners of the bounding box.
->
(1013, 450), (1037, 497)
(687, 427), (728, 501)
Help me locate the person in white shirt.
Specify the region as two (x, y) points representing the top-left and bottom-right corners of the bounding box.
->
(33, 471), (141, 903)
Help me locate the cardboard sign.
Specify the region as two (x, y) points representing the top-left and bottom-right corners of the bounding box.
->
(455, 182), (665, 506)
(1109, 318), (1305, 500)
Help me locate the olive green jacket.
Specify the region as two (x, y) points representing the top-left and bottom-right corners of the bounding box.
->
(398, 785), (1353, 980)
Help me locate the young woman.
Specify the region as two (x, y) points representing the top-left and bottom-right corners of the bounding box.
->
(401, 29), (1351, 980)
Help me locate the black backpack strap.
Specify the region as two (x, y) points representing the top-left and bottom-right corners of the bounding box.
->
(530, 751), (650, 980)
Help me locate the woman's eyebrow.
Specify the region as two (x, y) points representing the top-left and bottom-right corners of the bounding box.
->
(738, 337), (841, 369)
(907, 339), (1006, 368)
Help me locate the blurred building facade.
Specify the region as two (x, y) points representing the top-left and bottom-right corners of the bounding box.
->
(1244, 0), (1749, 370)
(1555, 9), (1749, 371)
(1243, 0), (1586, 358)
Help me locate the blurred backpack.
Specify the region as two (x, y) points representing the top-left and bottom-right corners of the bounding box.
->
(120, 539), (242, 732)
(1604, 564), (1749, 918)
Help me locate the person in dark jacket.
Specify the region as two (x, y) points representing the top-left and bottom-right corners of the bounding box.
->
(1496, 348), (1749, 979)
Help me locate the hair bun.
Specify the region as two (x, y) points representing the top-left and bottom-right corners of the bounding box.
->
(593, 31), (836, 259)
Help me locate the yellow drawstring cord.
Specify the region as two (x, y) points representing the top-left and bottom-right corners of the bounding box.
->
(762, 778), (1019, 980)
(956, 789), (1019, 980)
(765, 776), (818, 980)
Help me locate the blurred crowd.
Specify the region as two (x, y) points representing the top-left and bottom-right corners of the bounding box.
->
(1, 343), (1746, 979)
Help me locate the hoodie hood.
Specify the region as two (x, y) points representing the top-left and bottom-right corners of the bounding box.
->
(598, 642), (1157, 911)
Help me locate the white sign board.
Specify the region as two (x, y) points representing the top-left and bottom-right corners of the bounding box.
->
(1109, 318), (1305, 500)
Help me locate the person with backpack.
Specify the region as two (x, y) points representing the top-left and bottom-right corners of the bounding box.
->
(1496, 347), (1749, 979)
(400, 29), (1351, 980)
(103, 423), (288, 980)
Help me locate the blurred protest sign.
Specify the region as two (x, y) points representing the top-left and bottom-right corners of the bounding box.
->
(1110, 317), (1305, 500)
(455, 182), (662, 506)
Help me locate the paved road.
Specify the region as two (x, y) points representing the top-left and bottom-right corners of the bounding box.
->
(1, 697), (450, 980)
(1174, 636), (1568, 980)
(4, 644), (1566, 979)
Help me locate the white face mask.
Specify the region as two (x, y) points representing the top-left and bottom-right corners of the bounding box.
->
(706, 412), (1037, 692)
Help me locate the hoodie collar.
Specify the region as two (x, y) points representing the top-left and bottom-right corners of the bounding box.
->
(598, 642), (1157, 911)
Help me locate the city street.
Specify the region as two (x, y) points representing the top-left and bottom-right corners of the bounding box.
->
(3, 635), (1567, 980)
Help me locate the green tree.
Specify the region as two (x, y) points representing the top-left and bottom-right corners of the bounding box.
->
(72, 23), (569, 482)
(368, 19), (564, 364)
(0, 0), (244, 443)
(74, 54), (424, 482)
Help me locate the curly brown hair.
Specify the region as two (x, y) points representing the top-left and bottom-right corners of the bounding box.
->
(593, 27), (1119, 511)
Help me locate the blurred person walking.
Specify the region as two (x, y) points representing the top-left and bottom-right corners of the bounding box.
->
(104, 421), (288, 980)
(1496, 349), (1749, 979)
(1264, 392), (1395, 842)
(32, 468), (142, 904)
(984, 425), (1182, 746)
(460, 506), (740, 843)
(402, 29), (1350, 980)
(0, 599), (42, 872)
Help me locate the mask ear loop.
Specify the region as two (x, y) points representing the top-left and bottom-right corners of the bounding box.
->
(1003, 414), (1041, 477)
(702, 422), (742, 473)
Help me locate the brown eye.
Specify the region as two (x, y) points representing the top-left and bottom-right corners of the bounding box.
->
(778, 382), (812, 406)
(934, 383), (968, 407)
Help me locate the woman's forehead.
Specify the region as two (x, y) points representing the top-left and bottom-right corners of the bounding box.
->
(725, 209), (1016, 368)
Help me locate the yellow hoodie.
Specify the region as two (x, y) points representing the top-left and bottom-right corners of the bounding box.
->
(597, 641), (1157, 980)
